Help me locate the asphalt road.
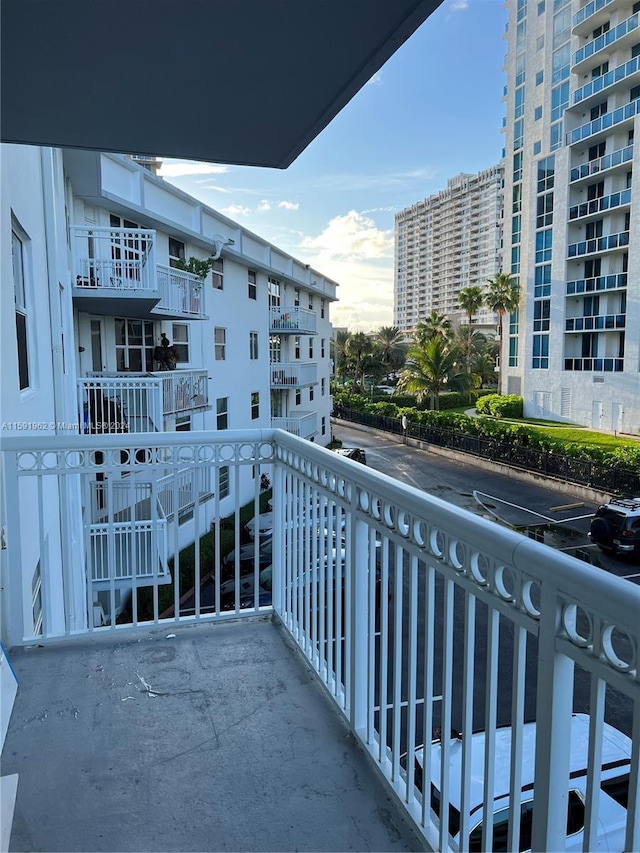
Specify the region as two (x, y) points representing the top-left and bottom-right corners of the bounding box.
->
(331, 419), (635, 743)
(332, 420), (640, 585)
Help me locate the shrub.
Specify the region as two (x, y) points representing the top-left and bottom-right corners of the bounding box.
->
(476, 394), (523, 418)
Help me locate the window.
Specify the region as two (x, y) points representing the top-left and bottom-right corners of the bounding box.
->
(219, 466), (230, 499)
(535, 71), (544, 85)
(172, 323), (189, 363)
(509, 336), (519, 367)
(309, 386), (314, 402)
(294, 336), (301, 359)
(537, 157), (555, 192)
(321, 338), (325, 358)
(322, 417), (326, 436)
(514, 119), (524, 150)
(176, 416), (191, 431)
(589, 141), (606, 160)
(536, 192), (554, 228)
(512, 214), (522, 243)
(632, 42), (640, 58)
(295, 390), (301, 405)
(513, 152), (523, 182)
(512, 184), (522, 213)
(308, 338), (314, 359)
(115, 319), (155, 371)
(248, 270), (257, 300)
(590, 100), (608, 121)
(321, 377), (326, 396)
(551, 82), (569, 121)
(216, 397), (229, 430)
(211, 257), (223, 290)
(320, 299), (325, 318)
(294, 288), (300, 307)
(249, 331), (259, 360)
(251, 392), (259, 420)
(536, 35), (545, 50)
(592, 21), (610, 38)
(586, 219), (603, 239)
(534, 106), (542, 120)
(12, 225), (31, 390)
(532, 333), (549, 368)
(168, 237), (185, 268)
(534, 264), (551, 297)
(538, 0), (545, 12)
(214, 327), (226, 360)
(535, 229), (553, 263)
(533, 299), (550, 331)
(270, 335), (281, 363)
(631, 85), (640, 101)
(533, 141), (542, 155)
(308, 293), (313, 310)
(550, 120), (563, 151)
(591, 61), (609, 78)
(587, 180), (604, 200)
(268, 277), (281, 307)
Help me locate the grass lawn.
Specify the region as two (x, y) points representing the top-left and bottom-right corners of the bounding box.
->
(521, 425), (639, 449)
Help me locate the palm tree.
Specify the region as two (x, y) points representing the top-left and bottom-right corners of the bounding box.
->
(375, 326), (407, 379)
(414, 310), (452, 346)
(345, 331), (373, 391)
(398, 337), (471, 410)
(452, 325), (487, 376)
(484, 273), (520, 394)
(458, 286), (484, 326)
(333, 329), (351, 382)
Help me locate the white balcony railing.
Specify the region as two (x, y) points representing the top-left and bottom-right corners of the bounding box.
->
(271, 411), (317, 438)
(2, 430), (639, 852)
(155, 264), (207, 317)
(79, 370), (209, 433)
(70, 226), (157, 294)
(270, 362), (317, 388)
(269, 306), (317, 334)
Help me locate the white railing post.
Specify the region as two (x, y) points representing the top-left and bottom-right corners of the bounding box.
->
(271, 460), (285, 618)
(348, 514), (368, 732)
(1, 450), (26, 646)
(531, 584), (575, 852)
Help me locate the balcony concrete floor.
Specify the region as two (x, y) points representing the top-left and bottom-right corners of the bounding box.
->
(3, 618), (424, 852)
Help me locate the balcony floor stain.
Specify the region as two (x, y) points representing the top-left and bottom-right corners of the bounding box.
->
(3, 618), (425, 852)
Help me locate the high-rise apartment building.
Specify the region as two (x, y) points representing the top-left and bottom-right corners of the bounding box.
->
(503, 0), (639, 432)
(394, 166), (504, 335)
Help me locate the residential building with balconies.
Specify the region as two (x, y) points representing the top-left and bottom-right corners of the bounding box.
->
(394, 166), (505, 335)
(502, 0), (639, 431)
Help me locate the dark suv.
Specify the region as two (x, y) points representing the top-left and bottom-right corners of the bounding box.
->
(589, 498), (640, 559)
(334, 447), (367, 465)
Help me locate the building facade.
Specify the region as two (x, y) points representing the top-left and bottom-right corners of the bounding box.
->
(394, 166), (505, 335)
(2, 144), (337, 629)
(502, 0), (639, 431)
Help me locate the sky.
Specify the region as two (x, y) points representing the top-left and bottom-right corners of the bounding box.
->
(159, 0), (508, 332)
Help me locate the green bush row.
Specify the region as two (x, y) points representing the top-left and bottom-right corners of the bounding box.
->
(334, 395), (640, 470)
(476, 394), (524, 418)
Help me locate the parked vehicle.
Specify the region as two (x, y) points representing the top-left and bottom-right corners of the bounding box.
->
(334, 447), (367, 465)
(221, 565), (273, 610)
(589, 497), (640, 559)
(402, 713), (631, 852)
(223, 538), (273, 575)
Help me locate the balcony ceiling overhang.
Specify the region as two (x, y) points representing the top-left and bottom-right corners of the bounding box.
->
(1, 0), (443, 168)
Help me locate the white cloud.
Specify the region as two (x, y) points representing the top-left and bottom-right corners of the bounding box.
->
(301, 210), (393, 261)
(219, 204), (251, 217)
(277, 200), (299, 211)
(258, 199), (272, 211)
(158, 160), (229, 177)
(365, 72), (383, 86)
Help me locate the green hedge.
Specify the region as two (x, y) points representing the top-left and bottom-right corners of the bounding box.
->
(476, 394), (523, 418)
(334, 395), (640, 470)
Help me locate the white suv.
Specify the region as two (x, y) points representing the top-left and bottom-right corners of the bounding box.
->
(403, 714), (631, 851)
(589, 497), (640, 559)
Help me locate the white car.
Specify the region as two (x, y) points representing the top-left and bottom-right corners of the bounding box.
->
(404, 714), (631, 852)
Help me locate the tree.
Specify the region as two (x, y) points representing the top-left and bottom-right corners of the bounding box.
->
(484, 273), (520, 394)
(374, 326), (407, 379)
(452, 325), (487, 376)
(333, 330), (352, 382)
(458, 286), (484, 325)
(414, 310), (452, 346)
(345, 332), (374, 391)
(398, 337), (471, 410)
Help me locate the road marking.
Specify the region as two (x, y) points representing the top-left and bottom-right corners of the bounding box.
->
(621, 571), (640, 579)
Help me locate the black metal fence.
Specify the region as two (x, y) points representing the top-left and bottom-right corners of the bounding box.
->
(334, 407), (640, 496)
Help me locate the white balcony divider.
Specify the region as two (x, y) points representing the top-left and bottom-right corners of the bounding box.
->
(155, 264), (206, 317)
(270, 362), (317, 387)
(271, 412), (317, 438)
(269, 305), (317, 334)
(2, 430), (639, 852)
(70, 226), (156, 293)
(159, 369), (209, 415)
